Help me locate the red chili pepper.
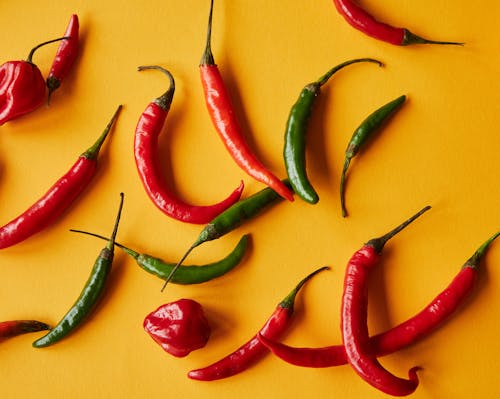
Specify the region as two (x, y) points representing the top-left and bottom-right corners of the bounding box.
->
(187, 266), (329, 381)
(342, 206), (430, 396)
(0, 37), (66, 125)
(199, 0), (294, 202)
(46, 14), (79, 103)
(332, 0), (463, 46)
(134, 65), (244, 224)
(258, 231), (500, 368)
(0, 320), (50, 340)
(144, 299), (211, 357)
(0, 106), (121, 249)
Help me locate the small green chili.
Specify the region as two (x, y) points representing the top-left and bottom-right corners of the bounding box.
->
(283, 58), (383, 204)
(161, 181), (291, 291)
(69, 230), (249, 285)
(340, 94), (406, 217)
(32, 193), (124, 348)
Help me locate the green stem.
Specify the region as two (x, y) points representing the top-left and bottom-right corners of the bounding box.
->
(81, 105), (122, 160)
(200, 0), (215, 65)
(26, 36), (70, 64)
(463, 232), (500, 270)
(137, 66), (175, 111)
(367, 206), (431, 253)
(280, 266), (330, 310)
(69, 229), (139, 259)
(107, 193), (125, 251)
(315, 58), (383, 87)
(160, 243), (199, 292)
(402, 30), (464, 46)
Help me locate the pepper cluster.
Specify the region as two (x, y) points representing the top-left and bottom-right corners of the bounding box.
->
(0, 2), (495, 398)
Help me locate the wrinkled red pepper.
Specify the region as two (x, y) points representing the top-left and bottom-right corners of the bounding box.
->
(144, 299), (211, 357)
(0, 37), (66, 125)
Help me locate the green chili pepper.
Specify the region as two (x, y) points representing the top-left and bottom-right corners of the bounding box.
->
(32, 193), (124, 348)
(161, 181), (291, 291)
(69, 229), (249, 285)
(283, 58), (383, 204)
(340, 94), (406, 218)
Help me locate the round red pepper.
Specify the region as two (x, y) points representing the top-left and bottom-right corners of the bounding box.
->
(144, 299), (211, 358)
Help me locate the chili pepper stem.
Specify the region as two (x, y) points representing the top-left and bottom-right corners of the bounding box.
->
(108, 193), (125, 251)
(280, 266), (329, 309)
(200, 0), (215, 65)
(81, 105), (122, 160)
(137, 66), (175, 111)
(160, 244), (199, 291)
(26, 37), (70, 64)
(367, 206), (431, 253)
(403, 30), (464, 46)
(463, 231), (500, 269)
(316, 58), (383, 86)
(339, 158), (351, 217)
(69, 229), (140, 259)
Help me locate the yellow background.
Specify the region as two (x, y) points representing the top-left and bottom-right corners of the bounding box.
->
(1, 1), (499, 398)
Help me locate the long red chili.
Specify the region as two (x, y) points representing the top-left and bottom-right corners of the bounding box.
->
(0, 106), (121, 249)
(0, 320), (50, 340)
(342, 206), (430, 396)
(258, 231), (500, 368)
(332, 0), (463, 46)
(187, 266), (329, 381)
(134, 65), (244, 224)
(46, 14), (79, 103)
(199, 0), (294, 202)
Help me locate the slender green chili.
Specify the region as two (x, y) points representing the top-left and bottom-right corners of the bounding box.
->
(284, 58), (383, 204)
(69, 230), (249, 285)
(340, 95), (406, 217)
(161, 181), (292, 291)
(32, 193), (124, 348)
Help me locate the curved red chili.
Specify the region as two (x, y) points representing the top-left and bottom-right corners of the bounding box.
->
(187, 266), (329, 381)
(46, 14), (79, 103)
(0, 37), (66, 125)
(199, 0), (294, 202)
(0, 106), (121, 249)
(342, 206), (430, 396)
(332, 0), (463, 46)
(134, 65), (244, 224)
(258, 231), (500, 368)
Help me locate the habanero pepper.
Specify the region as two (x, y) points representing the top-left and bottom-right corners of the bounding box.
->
(0, 105), (121, 249)
(342, 206), (431, 396)
(134, 65), (244, 224)
(283, 58), (383, 204)
(199, 0), (294, 202)
(69, 229), (250, 285)
(161, 180), (292, 291)
(0, 37), (67, 125)
(46, 14), (80, 103)
(33, 193), (124, 348)
(332, 0), (463, 46)
(187, 266), (329, 381)
(258, 231), (500, 368)
(0, 320), (50, 340)
(340, 94), (406, 217)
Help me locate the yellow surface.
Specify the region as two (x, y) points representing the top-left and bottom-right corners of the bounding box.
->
(1, 1), (499, 398)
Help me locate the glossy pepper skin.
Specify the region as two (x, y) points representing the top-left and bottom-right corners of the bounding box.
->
(283, 58), (382, 204)
(332, 0), (463, 46)
(200, 0), (293, 202)
(0, 37), (66, 125)
(144, 299), (211, 357)
(134, 66), (244, 224)
(33, 194), (124, 348)
(187, 266), (329, 381)
(0, 320), (50, 339)
(161, 180), (292, 290)
(260, 231), (500, 368)
(70, 229), (250, 285)
(46, 14), (79, 103)
(0, 106), (121, 249)
(342, 207), (430, 396)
